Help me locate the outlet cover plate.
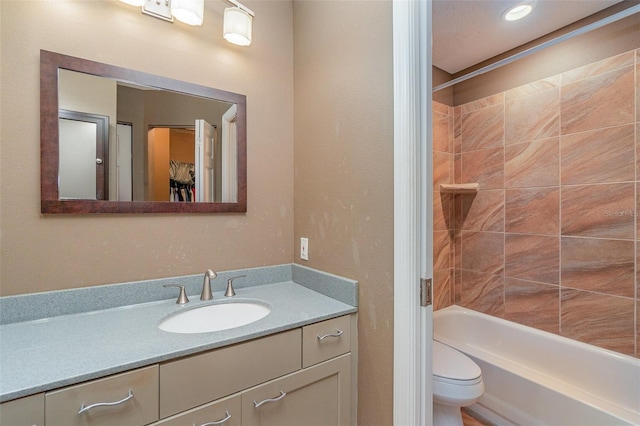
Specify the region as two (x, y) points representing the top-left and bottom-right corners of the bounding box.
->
(300, 238), (309, 261)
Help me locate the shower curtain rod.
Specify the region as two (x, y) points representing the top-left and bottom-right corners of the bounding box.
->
(433, 4), (640, 92)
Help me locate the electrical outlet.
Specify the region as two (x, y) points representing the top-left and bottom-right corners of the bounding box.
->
(300, 238), (309, 261)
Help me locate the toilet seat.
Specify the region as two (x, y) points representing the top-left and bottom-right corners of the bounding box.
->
(433, 341), (481, 385)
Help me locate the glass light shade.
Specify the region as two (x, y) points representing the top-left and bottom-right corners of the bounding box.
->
(223, 7), (253, 46)
(171, 0), (204, 26)
(118, 0), (145, 6)
(503, 3), (533, 21)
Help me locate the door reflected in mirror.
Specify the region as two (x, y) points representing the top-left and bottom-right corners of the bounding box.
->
(41, 50), (247, 214)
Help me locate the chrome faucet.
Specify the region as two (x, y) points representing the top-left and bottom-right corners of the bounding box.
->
(200, 269), (218, 301)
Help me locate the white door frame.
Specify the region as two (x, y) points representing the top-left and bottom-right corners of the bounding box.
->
(221, 104), (238, 203)
(393, 0), (433, 425)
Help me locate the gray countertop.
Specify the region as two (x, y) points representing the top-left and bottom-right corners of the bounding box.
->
(0, 265), (357, 403)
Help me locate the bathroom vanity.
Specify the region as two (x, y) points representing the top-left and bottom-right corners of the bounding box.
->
(0, 264), (358, 426)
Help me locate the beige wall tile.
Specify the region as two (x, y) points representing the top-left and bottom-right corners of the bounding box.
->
(459, 190), (504, 232)
(561, 124), (635, 185)
(461, 147), (504, 190)
(561, 289), (635, 356)
(434, 230), (450, 271)
(454, 153), (462, 184)
(434, 191), (453, 232)
(637, 123), (640, 181)
(561, 183), (635, 239)
(505, 187), (559, 235)
(433, 113), (451, 153)
(433, 101), (449, 115)
(434, 151), (452, 191)
(561, 237), (635, 298)
(561, 51), (634, 86)
(454, 234), (462, 270)
(461, 104), (505, 152)
(452, 48), (640, 360)
(505, 278), (559, 333)
(505, 88), (560, 144)
(459, 270), (504, 317)
(504, 138), (559, 188)
(433, 269), (453, 311)
(461, 231), (504, 275)
(561, 65), (634, 135)
(505, 234), (560, 284)
(454, 109), (462, 154)
(460, 93), (504, 114)
(636, 51), (639, 122)
(454, 268), (462, 304)
(505, 75), (560, 101)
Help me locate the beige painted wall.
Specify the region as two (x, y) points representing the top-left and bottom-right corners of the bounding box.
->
(0, 0), (294, 295)
(293, 1), (394, 424)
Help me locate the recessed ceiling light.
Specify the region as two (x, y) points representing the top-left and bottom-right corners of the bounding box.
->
(503, 3), (534, 21)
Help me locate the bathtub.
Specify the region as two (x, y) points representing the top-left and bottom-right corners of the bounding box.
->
(433, 305), (640, 426)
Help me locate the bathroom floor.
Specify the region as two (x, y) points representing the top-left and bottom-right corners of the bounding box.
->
(462, 408), (493, 426)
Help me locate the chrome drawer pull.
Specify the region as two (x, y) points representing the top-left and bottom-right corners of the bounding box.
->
(317, 329), (344, 341)
(199, 411), (232, 425)
(77, 390), (134, 415)
(253, 390), (287, 408)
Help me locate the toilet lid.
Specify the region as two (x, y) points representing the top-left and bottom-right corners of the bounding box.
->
(433, 341), (481, 384)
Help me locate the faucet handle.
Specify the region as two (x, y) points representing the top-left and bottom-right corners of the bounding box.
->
(225, 275), (246, 297)
(163, 284), (189, 304)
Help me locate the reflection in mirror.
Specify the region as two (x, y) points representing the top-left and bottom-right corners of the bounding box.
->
(41, 50), (247, 214)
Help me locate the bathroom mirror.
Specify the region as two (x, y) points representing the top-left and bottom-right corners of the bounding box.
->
(40, 50), (247, 214)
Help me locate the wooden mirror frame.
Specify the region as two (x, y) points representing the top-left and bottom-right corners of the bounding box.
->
(40, 50), (247, 214)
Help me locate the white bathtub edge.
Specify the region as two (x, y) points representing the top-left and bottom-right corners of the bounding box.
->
(434, 305), (640, 426)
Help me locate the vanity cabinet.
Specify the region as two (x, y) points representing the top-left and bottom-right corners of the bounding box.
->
(0, 393), (45, 426)
(1, 315), (354, 426)
(155, 314), (353, 426)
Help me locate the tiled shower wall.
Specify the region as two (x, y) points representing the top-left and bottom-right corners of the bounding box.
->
(433, 49), (639, 358)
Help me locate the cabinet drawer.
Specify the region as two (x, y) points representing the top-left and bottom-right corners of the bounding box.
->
(242, 353), (352, 426)
(302, 315), (351, 368)
(153, 393), (241, 426)
(45, 365), (159, 426)
(0, 393), (44, 426)
(160, 329), (301, 419)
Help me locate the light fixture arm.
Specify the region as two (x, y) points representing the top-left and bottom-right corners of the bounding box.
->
(224, 0), (254, 17)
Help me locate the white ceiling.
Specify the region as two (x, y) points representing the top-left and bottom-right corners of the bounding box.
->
(433, 0), (624, 74)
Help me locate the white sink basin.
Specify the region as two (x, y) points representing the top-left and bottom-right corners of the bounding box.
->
(159, 301), (271, 334)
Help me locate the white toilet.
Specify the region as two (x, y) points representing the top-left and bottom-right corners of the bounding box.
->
(432, 340), (485, 426)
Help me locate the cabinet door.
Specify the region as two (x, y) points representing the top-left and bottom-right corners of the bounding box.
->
(45, 365), (159, 426)
(241, 354), (351, 426)
(302, 315), (351, 368)
(0, 393), (44, 426)
(153, 393), (241, 426)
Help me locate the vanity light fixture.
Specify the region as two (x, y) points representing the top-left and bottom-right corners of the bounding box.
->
(171, 0), (204, 26)
(118, 0), (145, 6)
(502, 2), (535, 21)
(223, 0), (254, 46)
(117, 0), (255, 44)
